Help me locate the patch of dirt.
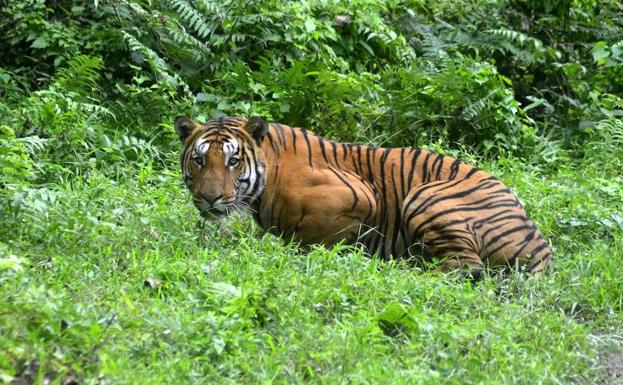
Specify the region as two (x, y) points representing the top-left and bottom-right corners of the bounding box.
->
(603, 350), (623, 385)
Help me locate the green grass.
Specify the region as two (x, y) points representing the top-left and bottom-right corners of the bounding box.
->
(1, 153), (622, 384)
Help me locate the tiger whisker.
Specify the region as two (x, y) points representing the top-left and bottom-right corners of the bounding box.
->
(232, 200), (257, 213)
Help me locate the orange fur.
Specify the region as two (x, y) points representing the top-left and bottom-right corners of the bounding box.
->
(175, 116), (553, 276)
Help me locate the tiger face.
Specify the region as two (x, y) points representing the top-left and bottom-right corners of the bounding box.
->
(174, 116), (269, 219)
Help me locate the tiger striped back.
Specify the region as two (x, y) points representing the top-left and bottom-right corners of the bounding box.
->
(175, 116), (553, 276)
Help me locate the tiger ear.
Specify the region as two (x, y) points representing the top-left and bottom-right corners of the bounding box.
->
(174, 116), (201, 142)
(243, 116), (269, 146)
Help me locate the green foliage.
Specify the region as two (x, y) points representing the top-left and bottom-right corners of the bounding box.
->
(0, 126), (37, 187)
(378, 57), (535, 152)
(0, 163), (621, 383)
(0, 0), (622, 383)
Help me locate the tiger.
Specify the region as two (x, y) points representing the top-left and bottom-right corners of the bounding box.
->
(174, 115), (553, 277)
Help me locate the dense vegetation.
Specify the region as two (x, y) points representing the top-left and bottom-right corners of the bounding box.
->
(1, 0), (622, 383)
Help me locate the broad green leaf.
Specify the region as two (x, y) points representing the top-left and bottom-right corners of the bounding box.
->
(304, 19), (316, 33)
(30, 36), (48, 49)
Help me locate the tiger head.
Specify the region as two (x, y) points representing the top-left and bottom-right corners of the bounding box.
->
(174, 116), (269, 218)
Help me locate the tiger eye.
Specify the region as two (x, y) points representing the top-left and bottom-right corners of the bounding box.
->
(194, 154), (204, 166)
(228, 157), (240, 167)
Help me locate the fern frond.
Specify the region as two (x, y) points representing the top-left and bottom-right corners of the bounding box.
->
(596, 117), (623, 145)
(462, 90), (498, 120)
(55, 55), (103, 94)
(166, 21), (212, 61)
(484, 29), (543, 50)
(126, 2), (149, 17)
(166, 0), (213, 40)
(121, 31), (179, 85)
(17, 135), (48, 153)
(479, 29), (547, 64)
(196, 0), (220, 15)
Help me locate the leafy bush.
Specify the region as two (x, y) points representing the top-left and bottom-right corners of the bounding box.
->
(377, 56), (536, 152)
(0, 126), (37, 187)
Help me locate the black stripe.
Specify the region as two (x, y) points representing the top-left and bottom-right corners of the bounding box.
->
(472, 209), (520, 229)
(399, 148), (406, 197)
(486, 239), (514, 259)
(368, 232), (383, 259)
(528, 242), (550, 258)
(407, 148), (421, 188)
(360, 184), (374, 222)
(331, 141), (339, 165)
(421, 152), (431, 183)
(318, 136), (329, 163)
(378, 149), (391, 258)
(450, 187), (512, 208)
(366, 147), (375, 184)
(433, 153), (445, 181)
(423, 217), (476, 232)
(379, 149), (391, 198)
(250, 158), (264, 199)
(289, 126), (297, 153)
(275, 124), (287, 149)
(479, 215), (529, 240)
(465, 167), (480, 179)
(509, 229), (537, 259)
(403, 179), (465, 215)
(430, 245), (475, 256)
(454, 192), (515, 209)
(301, 129), (313, 167)
(411, 201), (520, 235)
(484, 224), (534, 252)
(390, 166), (402, 258)
(410, 180), (503, 217)
(266, 132), (280, 155)
(528, 246), (551, 271)
(354, 145), (363, 175)
(263, 164), (281, 229)
(427, 234), (478, 251)
(449, 159), (461, 180)
(328, 167), (359, 211)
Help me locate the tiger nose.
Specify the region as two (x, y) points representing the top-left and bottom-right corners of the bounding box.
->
(201, 193), (223, 206)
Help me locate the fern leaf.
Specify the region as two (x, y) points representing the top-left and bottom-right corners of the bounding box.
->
(166, 0), (213, 42)
(121, 31), (180, 85)
(55, 55), (103, 95)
